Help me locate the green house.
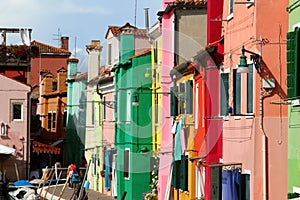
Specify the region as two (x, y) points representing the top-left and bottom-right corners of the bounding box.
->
(112, 27), (153, 198)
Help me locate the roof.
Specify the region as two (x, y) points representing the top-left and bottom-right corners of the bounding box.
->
(173, 0), (207, 5)
(74, 72), (88, 81)
(128, 49), (151, 60)
(105, 26), (121, 39)
(31, 40), (71, 56)
(105, 23), (147, 39)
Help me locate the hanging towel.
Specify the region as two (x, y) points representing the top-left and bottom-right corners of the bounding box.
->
(222, 170), (239, 200)
(105, 151), (111, 190)
(180, 119), (186, 154)
(171, 121), (178, 134)
(174, 121), (182, 161)
(20, 29), (30, 46)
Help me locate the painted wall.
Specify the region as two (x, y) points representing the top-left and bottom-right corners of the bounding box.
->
(0, 74), (30, 181)
(222, 1), (288, 199)
(158, 7), (175, 200)
(66, 59), (87, 166)
(287, 0), (300, 194)
(114, 52), (153, 200)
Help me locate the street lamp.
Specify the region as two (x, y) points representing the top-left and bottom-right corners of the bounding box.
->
(237, 45), (261, 74)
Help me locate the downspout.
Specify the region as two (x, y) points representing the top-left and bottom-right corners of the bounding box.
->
(259, 35), (267, 200)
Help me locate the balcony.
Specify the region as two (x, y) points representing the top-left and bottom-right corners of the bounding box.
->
(0, 45), (30, 66)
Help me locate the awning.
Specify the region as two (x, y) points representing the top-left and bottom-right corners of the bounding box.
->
(0, 144), (16, 155)
(32, 141), (60, 155)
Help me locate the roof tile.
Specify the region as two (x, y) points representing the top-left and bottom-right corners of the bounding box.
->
(31, 40), (71, 55)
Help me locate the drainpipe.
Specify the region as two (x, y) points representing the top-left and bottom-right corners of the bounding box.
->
(259, 35), (267, 200)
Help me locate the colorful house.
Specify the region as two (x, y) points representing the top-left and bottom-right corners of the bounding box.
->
(0, 74), (31, 181)
(84, 40), (103, 191)
(66, 58), (87, 166)
(33, 67), (67, 168)
(112, 49), (153, 200)
(287, 0), (300, 197)
(222, 0), (288, 199)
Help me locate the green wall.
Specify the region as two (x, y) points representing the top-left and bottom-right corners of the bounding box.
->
(114, 52), (153, 199)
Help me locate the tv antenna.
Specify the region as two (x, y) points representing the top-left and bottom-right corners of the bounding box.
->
(53, 28), (62, 47)
(134, 0), (137, 26)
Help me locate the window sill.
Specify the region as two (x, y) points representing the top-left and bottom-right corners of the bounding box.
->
(233, 116), (242, 120)
(0, 135), (8, 138)
(227, 13), (233, 21)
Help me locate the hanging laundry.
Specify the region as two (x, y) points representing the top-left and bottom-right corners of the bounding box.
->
(180, 118), (186, 154)
(170, 121), (178, 134)
(222, 168), (239, 200)
(20, 29), (30, 46)
(174, 121), (182, 161)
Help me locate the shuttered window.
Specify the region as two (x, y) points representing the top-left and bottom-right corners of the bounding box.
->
(185, 80), (193, 114)
(233, 69), (241, 115)
(287, 27), (300, 98)
(247, 64), (254, 113)
(220, 73), (229, 116)
(170, 86), (179, 116)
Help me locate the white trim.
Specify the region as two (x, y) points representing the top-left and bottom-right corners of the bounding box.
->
(11, 101), (24, 122)
(234, 116), (241, 120)
(126, 91), (131, 122)
(195, 83), (199, 129)
(226, 13), (234, 21)
(0, 121), (7, 136)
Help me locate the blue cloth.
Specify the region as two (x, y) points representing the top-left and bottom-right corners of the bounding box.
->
(13, 180), (32, 186)
(222, 170), (239, 200)
(174, 121), (182, 161)
(105, 150), (111, 190)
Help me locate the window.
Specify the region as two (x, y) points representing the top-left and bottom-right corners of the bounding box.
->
(229, 0), (234, 15)
(247, 64), (254, 113)
(48, 112), (52, 130)
(108, 43), (112, 65)
(52, 112), (56, 129)
(220, 73), (229, 116)
(63, 110), (67, 128)
(233, 69), (241, 115)
(91, 101), (95, 125)
(127, 92), (131, 122)
(170, 86), (179, 116)
(52, 81), (57, 91)
(11, 101), (23, 121)
(103, 96), (106, 120)
(124, 148), (130, 179)
(0, 122), (7, 136)
(185, 80), (193, 114)
(287, 27), (300, 99)
(179, 83), (185, 114)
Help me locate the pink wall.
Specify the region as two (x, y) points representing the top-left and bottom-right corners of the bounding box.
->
(0, 75), (30, 180)
(102, 91), (115, 147)
(158, 6), (175, 200)
(222, 1), (288, 199)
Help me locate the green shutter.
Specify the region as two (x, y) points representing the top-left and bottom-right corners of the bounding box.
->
(180, 155), (188, 191)
(211, 166), (222, 200)
(185, 80), (193, 114)
(234, 69), (241, 115)
(220, 73), (229, 116)
(287, 28), (300, 98)
(170, 86), (179, 116)
(247, 65), (253, 113)
(179, 83), (185, 114)
(172, 160), (181, 189)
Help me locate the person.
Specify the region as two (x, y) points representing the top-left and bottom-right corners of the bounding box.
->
(68, 163), (77, 188)
(81, 156), (87, 168)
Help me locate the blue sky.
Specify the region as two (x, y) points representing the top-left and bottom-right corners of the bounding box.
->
(0, 0), (162, 71)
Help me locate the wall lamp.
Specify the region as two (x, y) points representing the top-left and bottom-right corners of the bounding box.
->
(237, 45), (261, 74)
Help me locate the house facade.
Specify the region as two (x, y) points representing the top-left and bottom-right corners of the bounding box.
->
(287, 0), (300, 196)
(222, 0), (288, 199)
(0, 74), (31, 181)
(66, 58), (87, 166)
(84, 40), (103, 192)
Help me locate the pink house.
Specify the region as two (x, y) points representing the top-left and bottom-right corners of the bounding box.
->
(0, 74), (31, 181)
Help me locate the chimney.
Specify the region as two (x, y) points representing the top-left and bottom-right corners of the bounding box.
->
(86, 40), (102, 82)
(144, 8), (149, 36)
(61, 36), (69, 50)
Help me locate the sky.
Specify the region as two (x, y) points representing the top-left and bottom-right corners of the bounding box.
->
(0, 0), (162, 72)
